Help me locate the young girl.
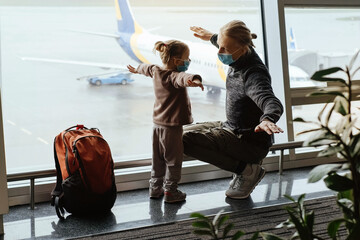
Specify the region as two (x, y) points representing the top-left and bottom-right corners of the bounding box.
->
(127, 40), (203, 203)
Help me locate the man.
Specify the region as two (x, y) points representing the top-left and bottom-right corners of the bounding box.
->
(183, 21), (284, 199)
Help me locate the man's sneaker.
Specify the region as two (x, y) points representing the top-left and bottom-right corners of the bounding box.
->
(164, 189), (186, 203)
(229, 173), (237, 188)
(226, 164), (265, 199)
(149, 186), (164, 199)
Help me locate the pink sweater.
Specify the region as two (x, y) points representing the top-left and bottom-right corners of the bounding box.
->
(137, 64), (202, 126)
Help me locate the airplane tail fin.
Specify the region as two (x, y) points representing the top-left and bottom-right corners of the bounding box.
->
(289, 27), (297, 50)
(115, 0), (137, 34)
(114, 0), (147, 63)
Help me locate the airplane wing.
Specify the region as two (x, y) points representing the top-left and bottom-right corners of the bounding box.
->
(20, 57), (128, 70)
(66, 29), (120, 38)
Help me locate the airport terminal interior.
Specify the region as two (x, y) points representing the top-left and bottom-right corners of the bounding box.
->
(0, 0), (359, 239)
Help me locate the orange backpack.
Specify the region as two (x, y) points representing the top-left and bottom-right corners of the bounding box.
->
(51, 125), (117, 219)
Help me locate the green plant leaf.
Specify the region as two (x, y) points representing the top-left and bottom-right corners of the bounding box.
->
(311, 67), (344, 78)
(341, 163), (351, 170)
(284, 206), (297, 215)
(328, 218), (347, 239)
(276, 219), (295, 229)
(349, 50), (360, 71)
(193, 229), (213, 236)
(308, 164), (342, 183)
(338, 194), (354, 203)
(305, 211), (314, 233)
(337, 198), (354, 219)
(324, 173), (353, 192)
(307, 91), (346, 99)
(287, 209), (312, 240)
(311, 67), (346, 85)
(190, 212), (208, 220)
(192, 220), (212, 229)
(317, 145), (343, 157)
(212, 209), (224, 226)
(351, 65), (360, 79)
(346, 221), (360, 240)
(303, 130), (337, 147)
(217, 215), (229, 230)
(334, 95), (349, 116)
(298, 194), (306, 207)
(284, 194), (296, 202)
(231, 230), (245, 240)
(290, 231), (300, 240)
(311, 139), (339, 146)
(297, 128), (323, 136)
(341, 120), (356, 145)
(260, 232), (286, 240)
(297, 194), (306, 223)
(335, 114), (351, 135)
(350, 133), (360, 157)
(293, 117), (307, 123)
(250, 232), (259, 240)
(325, 103), (336, 126)
(223, 223), (234, 238)
(317, 102), (329, 123)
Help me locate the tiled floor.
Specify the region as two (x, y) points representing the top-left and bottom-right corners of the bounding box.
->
(2, 167), (334, 240)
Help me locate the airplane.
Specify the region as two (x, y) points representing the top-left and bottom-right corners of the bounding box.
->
(21, 0), (316, 91)
(287, 27), (327, 88)
(289, 27), (297, 51)
(21, 0), (227, 93)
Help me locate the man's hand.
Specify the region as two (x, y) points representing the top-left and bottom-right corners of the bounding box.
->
(254, 119), (284, 135)
(187, 79), (204, 91)
(127, 65), (138, 74)
(190, 26), (213, 41)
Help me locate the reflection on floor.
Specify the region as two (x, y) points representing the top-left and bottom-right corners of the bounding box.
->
(3, 167), (334, 240)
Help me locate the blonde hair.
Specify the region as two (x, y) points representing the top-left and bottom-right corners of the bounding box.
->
(153, 40), (189, 64)
(220, 20), (257, 53)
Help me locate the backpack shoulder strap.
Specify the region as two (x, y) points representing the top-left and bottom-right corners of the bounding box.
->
(51, 136), (63, 199)
(51, 136), (66, 219)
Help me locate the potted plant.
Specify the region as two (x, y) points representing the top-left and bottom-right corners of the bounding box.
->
(293, 50), (360, 239)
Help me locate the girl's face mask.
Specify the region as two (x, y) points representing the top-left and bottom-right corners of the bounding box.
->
(176, 59), (191, 72)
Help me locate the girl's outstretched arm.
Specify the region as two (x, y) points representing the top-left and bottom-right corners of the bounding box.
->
(127, 65), (138, 74)
(187, 79), (204, 91)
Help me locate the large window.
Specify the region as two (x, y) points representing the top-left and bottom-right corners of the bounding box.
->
(0, 0), (264, 174)
(286, 7), (360, 89)
(284, 7), (360, 139)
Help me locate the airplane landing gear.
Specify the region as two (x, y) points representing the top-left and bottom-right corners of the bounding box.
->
(206, 87), (221, 95)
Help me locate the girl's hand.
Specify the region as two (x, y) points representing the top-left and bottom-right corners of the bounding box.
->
(187, 79), (204, 91)
(127, 65), (138, 74)
(190, 26), (213, 41)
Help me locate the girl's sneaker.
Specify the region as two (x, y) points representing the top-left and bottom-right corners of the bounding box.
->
(164, 189), (186, 203)
(149, 186), (164, 198)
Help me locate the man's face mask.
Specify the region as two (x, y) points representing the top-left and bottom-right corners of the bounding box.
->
(217, 48), (242, 65)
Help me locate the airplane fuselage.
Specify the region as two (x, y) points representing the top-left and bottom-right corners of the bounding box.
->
(118, 29), (228, 90)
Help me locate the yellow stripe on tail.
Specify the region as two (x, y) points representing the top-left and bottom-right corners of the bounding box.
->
(114, 0), (122, 20)
(216, 58), (227, 82)
(130, 22), (150, 64)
